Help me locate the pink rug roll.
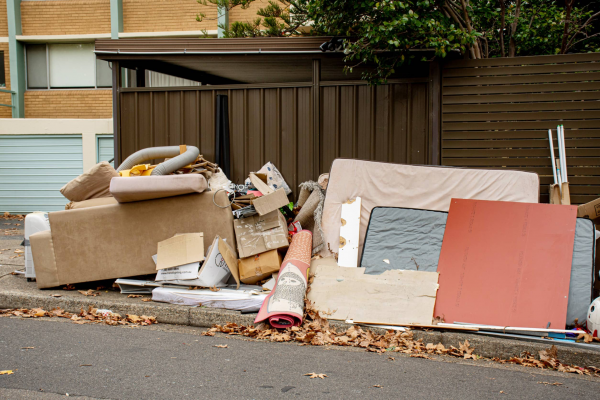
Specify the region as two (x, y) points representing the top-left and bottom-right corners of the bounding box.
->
(255, 230), (313, 328)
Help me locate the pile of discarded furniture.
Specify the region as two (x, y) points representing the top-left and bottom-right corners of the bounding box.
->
(26, 136), (600, 346)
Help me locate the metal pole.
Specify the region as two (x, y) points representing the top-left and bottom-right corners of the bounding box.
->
(560, 125), (568, 183)
(548, 129), (558, 185)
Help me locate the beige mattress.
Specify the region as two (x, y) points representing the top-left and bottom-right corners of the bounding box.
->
(320, 159), (540, 258)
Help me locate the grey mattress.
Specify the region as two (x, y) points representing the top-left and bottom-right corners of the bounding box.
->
(360, 207), (596, 326)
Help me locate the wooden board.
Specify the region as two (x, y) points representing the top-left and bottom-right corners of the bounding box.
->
(308, 257), (439, 326)
(338, 197), (361, 268)
(434, 199), (577, 329)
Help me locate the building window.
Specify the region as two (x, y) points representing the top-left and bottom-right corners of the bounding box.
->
(0, 51), (5, 87)
(26, 44), (112, 89)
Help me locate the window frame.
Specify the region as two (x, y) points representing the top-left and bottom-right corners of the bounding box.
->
(25, 43), (112, 90)
(0, 50), (5, 88)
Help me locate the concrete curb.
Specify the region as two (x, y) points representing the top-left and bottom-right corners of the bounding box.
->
(2, 288), (600, 368)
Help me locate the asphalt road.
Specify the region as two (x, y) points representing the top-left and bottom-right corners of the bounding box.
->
(1, 317), (600, 399)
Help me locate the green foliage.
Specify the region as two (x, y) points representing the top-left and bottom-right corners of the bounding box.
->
(304, 0), (477, 84)
(197, 0), (600, 83)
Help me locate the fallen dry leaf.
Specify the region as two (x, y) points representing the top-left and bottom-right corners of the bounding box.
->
(142, 298), (152, 302)
(62, 284), (76, 291)
(538, 382), (563, 386)
(50, 294), (61, 298)
(0, 370), (14, 375)
(78, 289), (100, 297)
(21, 347), (35, 350)
(304, 373), (327, 379)
(214, 344), (228, 348)
(209, 286), (221, 292)
(373, 384), (383, 388)
(127, 295), (144, 298)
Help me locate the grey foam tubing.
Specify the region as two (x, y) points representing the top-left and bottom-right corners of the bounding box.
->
(116, 146), (200, 176)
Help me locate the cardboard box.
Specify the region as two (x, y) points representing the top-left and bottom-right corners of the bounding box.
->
(30, 192), (237, 289)
(239, 250), (282, 284)
(156, 233), (204, 270)
(578, 197), (600, 223)
(249, 173), (289, 216)
(233, 210), (289, 258)
(155, 235), (240, 288)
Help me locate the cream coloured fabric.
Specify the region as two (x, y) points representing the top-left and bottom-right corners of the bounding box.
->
(110, 175), (208, 203)
(320, 159), (540, 258)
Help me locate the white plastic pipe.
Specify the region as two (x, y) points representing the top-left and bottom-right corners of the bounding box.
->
(548, 129), (558, 185)
(560, 125), (568, 183)
(556, 125), (565, 184)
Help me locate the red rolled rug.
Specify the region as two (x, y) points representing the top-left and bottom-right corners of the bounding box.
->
(254, 230), (313, 328)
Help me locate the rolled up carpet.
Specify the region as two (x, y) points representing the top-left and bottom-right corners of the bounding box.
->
(110, 174), (208, 203)
(254, 230), (313, 328)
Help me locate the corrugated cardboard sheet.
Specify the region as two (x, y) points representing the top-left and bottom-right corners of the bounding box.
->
(233, 211), (289, 258)
(434, 199), (577, 329)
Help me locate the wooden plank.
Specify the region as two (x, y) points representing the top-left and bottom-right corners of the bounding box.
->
(443, 101), (600, 113)
(443, 62), (600, 78)
(443, 91), (600, 105)
(338, 197), (362, 268)
(443, 148), (600, 157)
(443, 72), (600, 87)
(442, 138), (600, 149)
(443, 130), (600, 139)
(443, 110), (599, 122)
(444, 52), (600, 68)
(444, 82), (600, 96)
(443, 121), (600, 130)
(441, 157), (600, 166)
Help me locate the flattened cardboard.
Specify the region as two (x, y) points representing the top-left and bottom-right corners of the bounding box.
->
(307, 257), (439, 326)
(434, 199), (577, 329)
(156, 233), (204, 270)
(218, 236), (240, 289)
(252, 188), (289, 216)
(239, 250), (283, 284)
(578, 197), (600, 222)
(233, 210), (289, 258)
(156, 262), (200, 281)
(249, 173), (273, 194)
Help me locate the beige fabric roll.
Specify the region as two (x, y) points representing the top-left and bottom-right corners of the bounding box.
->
(110, 174), (208, 203)
(60, 162), (119, 202)
(66, 197), (118, 210)
(293, 181), (326, 254)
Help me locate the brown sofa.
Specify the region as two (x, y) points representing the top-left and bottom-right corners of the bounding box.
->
(30, 191), (236, 289)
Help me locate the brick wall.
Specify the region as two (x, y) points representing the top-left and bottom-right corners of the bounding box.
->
(21, 0), (111, 35)
(0, 42), (10, 118)
(123, 0), (217, 32)
(24, 90), (112, 118)
(229, 0), (269, 24)
(0, 0), (8, 37)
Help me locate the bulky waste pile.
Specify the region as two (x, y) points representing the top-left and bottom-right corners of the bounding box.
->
(11, 139), (600, 372)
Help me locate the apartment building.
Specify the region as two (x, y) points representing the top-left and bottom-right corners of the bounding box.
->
(0, 0), (265, 212)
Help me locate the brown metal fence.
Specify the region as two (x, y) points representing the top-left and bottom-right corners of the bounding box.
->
(118, 75), (438, 194)
(441, 53), (600, 204)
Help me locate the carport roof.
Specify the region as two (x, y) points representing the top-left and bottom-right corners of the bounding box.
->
(94, 37), (335, 55)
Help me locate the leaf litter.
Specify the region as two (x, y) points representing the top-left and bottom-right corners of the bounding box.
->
(205, 279), (600, 378)
(304, 373), (327, 379)
(0, 306), (157, 327)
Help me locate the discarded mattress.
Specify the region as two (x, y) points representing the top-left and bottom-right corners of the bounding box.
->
(320, 159), (540, 259)
(110, 174), (208, 203)
(360, 206), (596, 326)
(152, 286), (266, 312)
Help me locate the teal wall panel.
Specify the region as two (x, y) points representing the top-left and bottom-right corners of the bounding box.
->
(0, 135), (83, 213)
(97, 135), (114, 166)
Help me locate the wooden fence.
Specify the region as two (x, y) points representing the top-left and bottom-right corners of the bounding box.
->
(441, 53), (600, 204)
